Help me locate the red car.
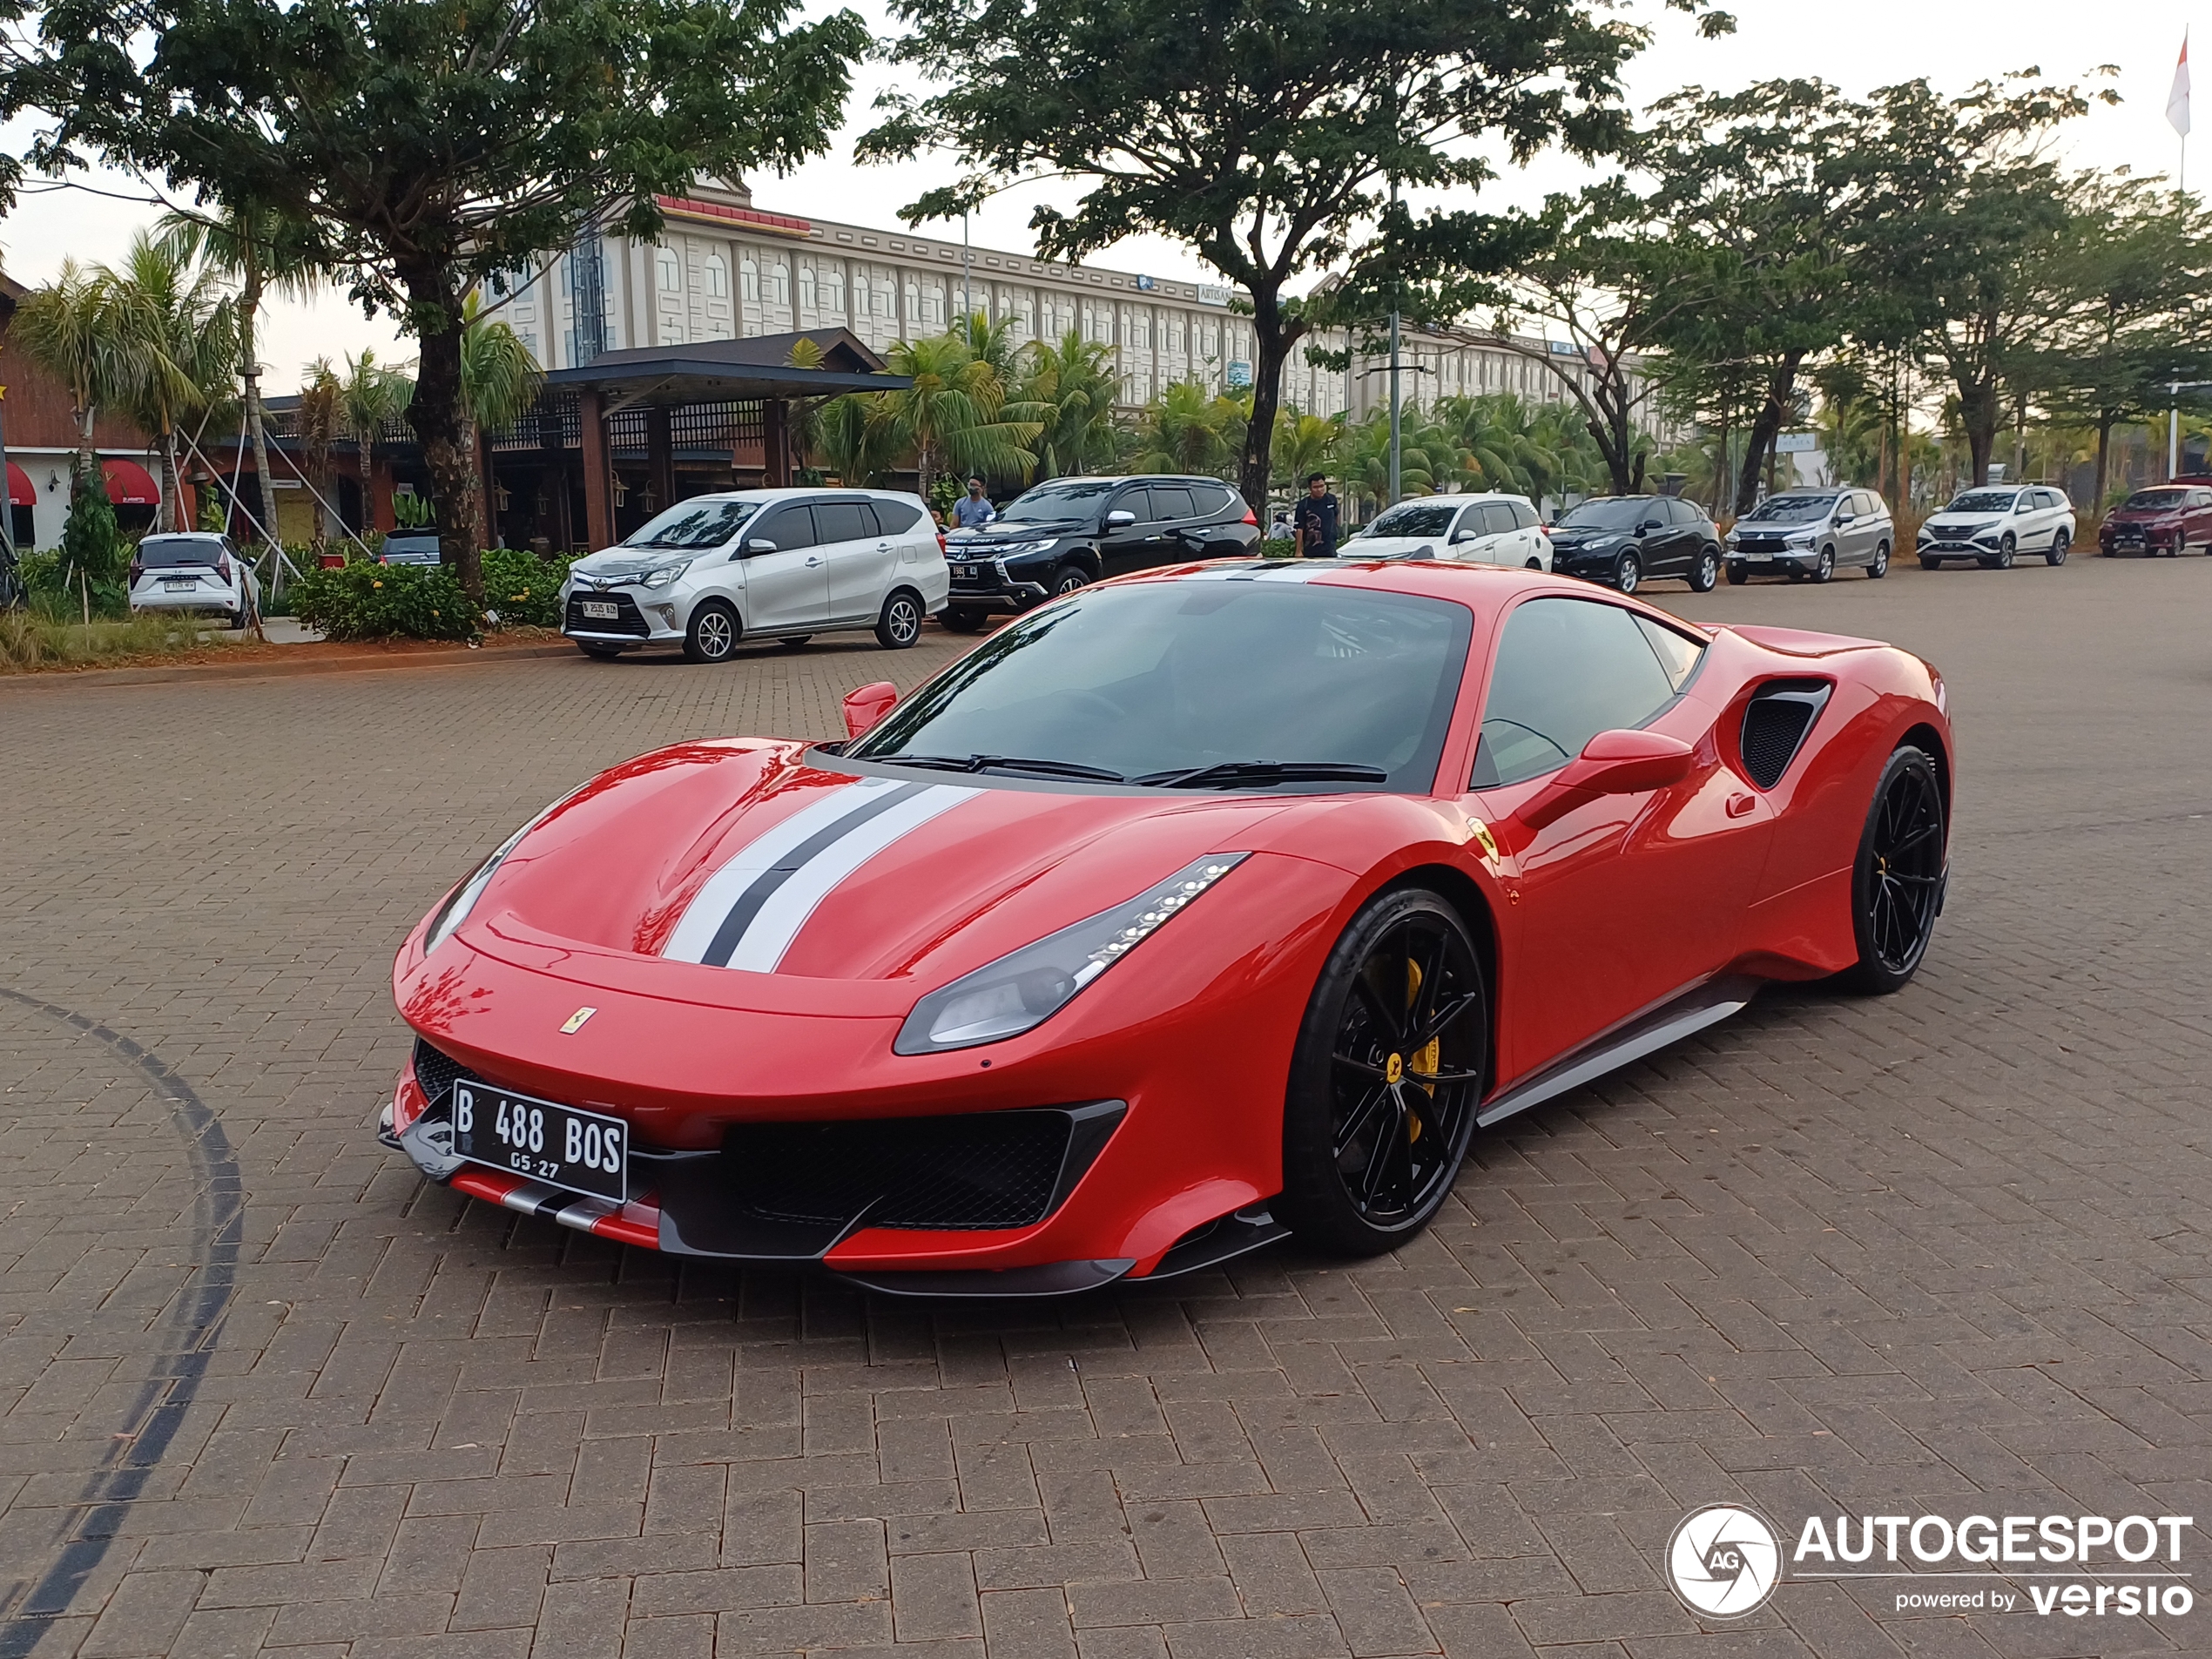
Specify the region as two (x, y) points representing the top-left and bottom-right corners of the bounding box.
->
(2097, 482), (2212, 556)
(381, 561), (1952, 1293)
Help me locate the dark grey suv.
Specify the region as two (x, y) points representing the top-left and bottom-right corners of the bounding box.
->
(941, 475), (1260, 631)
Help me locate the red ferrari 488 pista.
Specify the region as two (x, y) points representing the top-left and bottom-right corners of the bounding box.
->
(382, 558), (1952, 1293)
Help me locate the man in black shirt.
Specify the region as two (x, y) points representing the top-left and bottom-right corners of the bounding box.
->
(1292, 472), (1340, 558)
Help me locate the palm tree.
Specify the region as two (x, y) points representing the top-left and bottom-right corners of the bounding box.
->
(813, 394), (902, 488)
(100, 231), (239, 530)
(1127, 380), (1244, 476)
(12, 260), (127, 497)
(425, 293), (543, 550)
(341, 350), (414, 534)
(160, 202), (323, 552)
(879, 332), (1040, 502)
(1016, 329), (1123, 479)
(1270, 408), (1343, 498)
(297, 358), (343, 548)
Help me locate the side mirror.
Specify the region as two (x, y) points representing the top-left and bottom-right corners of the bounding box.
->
(842, 681), (899, 740)
(745, 538), (779, 555)
(1514, 729), (1696, 832)
(1835, 511), (1855, 525)
(1451, 528), (1478, 543)
(1103, 509), (1137, 529)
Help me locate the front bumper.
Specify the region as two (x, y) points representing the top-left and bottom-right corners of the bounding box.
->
(1726, 545), (1819, 570)
(945, 556), (1049, 610)
(1918, 535), (2002, 556)
(563, 588), (684, 644)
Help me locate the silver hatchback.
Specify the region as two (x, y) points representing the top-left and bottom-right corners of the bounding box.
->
(1724, 488), (1896, 583)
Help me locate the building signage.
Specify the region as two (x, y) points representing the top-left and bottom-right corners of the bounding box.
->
(1225, 360), (1252, 389)
(1195, 283), (1233, 307)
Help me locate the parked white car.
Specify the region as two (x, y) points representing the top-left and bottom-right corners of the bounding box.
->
(559, 489), (950, 663)
(1342, 493), (1552, 569)
(1917, 485), (2076, 570)
(128, 533), (257, 629)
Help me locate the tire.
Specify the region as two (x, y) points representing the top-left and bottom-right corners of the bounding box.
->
(2172, 529), (2188, 557)
(1919, 555), (1941, 570)
(1276, 888), (1488, 1255)
(1049, 563), (1090, 597)
(778, 635), (813, 650)
(1525, 558), (1542, 570)
(1868, 541), (1889, 579)
(873, 588), (923, 650)
(576, 641), (627, 660)
(940, 607), (989, 634)
(1725, 562), (1749, 585)
(1994, 534), (2015, 570)
(1838, 745), (1946, 995)
(1811, 545), (1836, 583)
(682, 600), (739, 664)
(2046, 529), (2068, 567)
(226, 607), (247, 631)
(1687, 547), (1719, 593)
(1613, 550), (1641, 594)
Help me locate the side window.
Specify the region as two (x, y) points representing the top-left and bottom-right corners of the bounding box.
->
(1472, 598), (1684, 789)
(749, 506), (817, 552)
(2192, 490), (2212, 509)
(1203, 487), (1239, 519)
(1668, 498), (1698, 526)
(1479, 502), (1517, 537)
(1508, 500), (1538, 530)
(870, 499), (925, 536)
(813, 501), (873, 544)
(1148, 485), (1195, 522)
(1111, 489), (1151, 523)
(1861, 492), (1882, 516)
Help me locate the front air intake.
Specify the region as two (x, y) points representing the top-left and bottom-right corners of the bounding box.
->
(1740, 680), (1832, 789)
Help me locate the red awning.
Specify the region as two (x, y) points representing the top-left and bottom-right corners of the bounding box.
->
(5, 462), (32, 509)
(102, 457), (160, 506)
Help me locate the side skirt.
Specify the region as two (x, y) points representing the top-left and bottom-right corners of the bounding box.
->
(1477, 974), (1762, 1130)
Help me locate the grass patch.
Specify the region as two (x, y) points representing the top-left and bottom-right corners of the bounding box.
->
(0, 606), (226, 672)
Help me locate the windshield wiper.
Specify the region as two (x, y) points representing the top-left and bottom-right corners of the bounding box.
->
(883, 752), (1127, 782)
(1132, 761), (1390, 790)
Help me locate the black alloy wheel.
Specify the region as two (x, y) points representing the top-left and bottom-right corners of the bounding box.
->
(874, 589), (924, 650)
(1278, 889), (1487, 1254)
(1613, 550), (1641, 593)
(683, 600), (740, 664)
(1840, 745), (1946, 995)
(2046, 529), (2068, 566)
(1688, 548), (1720, 592)
(1811, 545), (1836, 583)
(940, 607), (989, 634)
(1868, 541), (1890, 579)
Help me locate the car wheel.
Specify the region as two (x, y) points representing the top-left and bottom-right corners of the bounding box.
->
(1525, 558), (1542, 570)
(2046, 529), (2068, 566)
(778, 636), (813, 650)
(1811, 545), (1836, 583)
(1277, 887), (1487, 1255)
(226, 606), (247, 630)
(682, 600), (739, 664)
(2173, 529), (2188, 557)
(940, 607), (990, 634)
(1838, 745), (1946, 995)
(1613, 551), (1640, 593)
(1919, 555), (1942, 570)
(874, 588), (923, 650)
(1725, 562), (1749, 585)
(1688, 548), (1719, 592)
(576, 641), (627, 661)
(1868, 541), (1890, 579)
(1994, 533), (2015, 570)
(1050, 563), (1090, 597)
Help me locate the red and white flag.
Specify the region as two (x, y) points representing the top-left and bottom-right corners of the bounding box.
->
(2170, 32), (2191, 138)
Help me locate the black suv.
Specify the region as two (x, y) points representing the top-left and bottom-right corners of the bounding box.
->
(941, 475), (1260, 631)
(1546, 495), (1725, 594)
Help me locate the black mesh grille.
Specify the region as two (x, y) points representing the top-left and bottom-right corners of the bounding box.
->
(411, 1037), (477, 1103)
(723, 1113), (1073, 1231)
(1740, 683), (1830, 789)
(565, 592), (651, 637)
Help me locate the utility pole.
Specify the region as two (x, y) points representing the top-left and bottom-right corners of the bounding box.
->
(962, 212), (973, 333)
(1386, 175), (1402, 509)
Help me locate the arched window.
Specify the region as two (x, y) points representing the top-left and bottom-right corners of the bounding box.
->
(739, 253), (759, 303)
(904, 279), (921, 326)
(655, 246), (680, 293)
(799, 265), (818, 310)
(704, 253), (728, 300)
(823, 266), (846, 316)
(766, 260), (789, 307)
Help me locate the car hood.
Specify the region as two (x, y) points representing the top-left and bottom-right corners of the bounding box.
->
(435, 740), (1345, 998)
(2106, 506), (2182, 522)
(1922, 513), (2000, 529)
(948, 520), (1082, 545)
(1341, 535), (1451, 558)
(569, 546), (707, 582)
(1547, 526), (1629, 544)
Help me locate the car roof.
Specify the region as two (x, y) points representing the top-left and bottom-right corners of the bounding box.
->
(679, 486), (918, 503)
(141, 531), (225, 542)
(1028, 475), (1230, 487)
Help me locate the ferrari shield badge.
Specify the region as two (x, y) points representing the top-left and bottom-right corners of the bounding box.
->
(559, 1007), (597, 1035)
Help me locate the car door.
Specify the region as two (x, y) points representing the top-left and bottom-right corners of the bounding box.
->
(734, 504), (832, 633)
(1831, 493), (1864, 565)
(1460, 595), (1774, 1083)
(1142, 484), (1203, 569)
(1507, 498), (1547, 567)
(1859, 492), (1889, 560)
(814, 498), (894, 624)
(1097, 487), (1158, 578)
(2190, 489), (2212, 547)
(1474, 501), (1519, 563)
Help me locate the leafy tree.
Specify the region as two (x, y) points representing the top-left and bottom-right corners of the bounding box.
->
(12, 260), (126, 495)
(1015, 328), (1123, 479)
(17, 0), (867, 597)
(1126, 381), (1245, 477)
(101, 230), (239, 530)
(59, 467), (125, 613)
(861, 0), (1731, 515)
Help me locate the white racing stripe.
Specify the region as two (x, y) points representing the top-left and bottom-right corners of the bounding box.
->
(663, 779), (902, 964)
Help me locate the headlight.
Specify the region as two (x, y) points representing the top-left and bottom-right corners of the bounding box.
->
(894, 853), (1249, 1054)
(641, 559), (692, 590)
(1784, 532), (1814, 547)
(1723, 530), (1738, 547)
(423, 794), (577, 955)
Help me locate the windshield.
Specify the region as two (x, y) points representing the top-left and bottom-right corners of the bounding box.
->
(1358, 501), (1460, 538)
(1556, 498), (1650, 530)
(1742, 496), (1835, 523)
(848, 581), (1474, 792)
(1946, 490), (2019, 515)
(2122, 489), (2189, 510)
(996, 480), (1120, 523)
(136, 536), (227, 568)
(620, 498), (759, 550)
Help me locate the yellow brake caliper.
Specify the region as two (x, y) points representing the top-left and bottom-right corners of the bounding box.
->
(1403, 960), (1438, 1140)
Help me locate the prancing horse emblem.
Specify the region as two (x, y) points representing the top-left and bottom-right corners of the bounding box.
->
(560, 1007), (597, 1035)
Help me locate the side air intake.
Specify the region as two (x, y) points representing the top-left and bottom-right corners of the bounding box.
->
(1739, 680), (1832, 789)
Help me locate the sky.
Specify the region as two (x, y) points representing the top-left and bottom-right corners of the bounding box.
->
(0, 0), (2196, 388)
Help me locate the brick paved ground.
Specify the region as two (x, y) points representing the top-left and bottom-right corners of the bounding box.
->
(0, 557), (2208, 1659)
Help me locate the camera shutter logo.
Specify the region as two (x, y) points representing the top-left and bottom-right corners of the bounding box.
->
(1667, 1505), (1782, 1618)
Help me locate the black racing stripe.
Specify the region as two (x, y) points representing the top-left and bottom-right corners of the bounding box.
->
(700, 783), (928, 968)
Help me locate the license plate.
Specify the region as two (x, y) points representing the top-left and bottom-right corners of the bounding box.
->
(451, 1080), (627, 1202)
(957, 565), (980, 578)
(580, 600), (619, 620)
(162, 578), (194, 590)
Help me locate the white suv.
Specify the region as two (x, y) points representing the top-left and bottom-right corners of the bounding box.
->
(1918, 485), (2076, 570)
(128, 533), (257, 629)
(1341, 493), (1552, 568)
(560, 489), (950, 663)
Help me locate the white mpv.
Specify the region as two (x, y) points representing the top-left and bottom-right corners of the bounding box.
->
(559, 489), (951, 663)
(1340, 493), (1553, 569)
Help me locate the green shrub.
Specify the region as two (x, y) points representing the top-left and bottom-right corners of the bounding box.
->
(60, 476), (130, 617)
(291, 559), (478, 642)
(1259, 536), (1296, 558)
(480, 547), (574, 629)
